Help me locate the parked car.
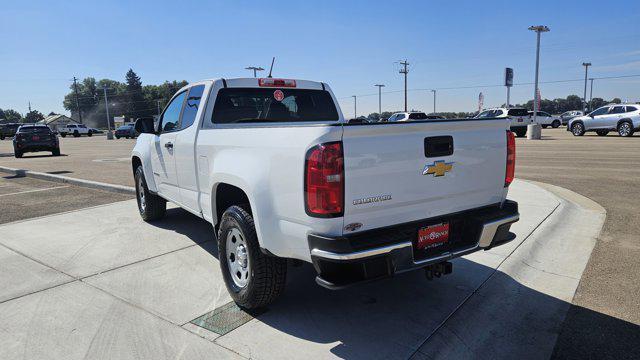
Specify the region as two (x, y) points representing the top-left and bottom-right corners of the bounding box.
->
(13, 124), (60, 158)
(131, 77), (520, 309)
(528, 111), (561, 128)
(559, 110), (584, 125)
(386, 112), (445, 121)
(90, 128), (104, 134)
(0, 123), (21, 140)
(568, 104), (640, 137)
(475, 108), (533, 137)
(115, 124), (138, 139)
(58, 123), (92, 137)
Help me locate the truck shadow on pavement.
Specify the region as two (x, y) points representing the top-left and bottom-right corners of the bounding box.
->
(148, 208), (639, 359)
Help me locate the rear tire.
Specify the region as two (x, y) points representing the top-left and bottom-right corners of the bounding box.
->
(73, 131), (79, 137)
(60, 133), (67, 138)
(515, 129), (527, 138)
(552, 120), (560, 128)
(617, 121), (634, 137)
(116, 135), (121, 139)
(134, 166), (166, 221)
(541, 125), (548, 129)
(596, 130), (609, 136)
(52, 148), (60, 156)
(571, 122), (585, 136)
(218, 205), (287, 309)
(14, 150), (22, 158)
(0, 135), (5, 140)
(87, 131), (93, 137)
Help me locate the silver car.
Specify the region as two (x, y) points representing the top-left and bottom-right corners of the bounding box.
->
(568, 104), (640, 137)
(559, 110), (583, 126)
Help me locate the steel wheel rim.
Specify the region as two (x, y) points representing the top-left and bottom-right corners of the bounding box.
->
(620, 123), (630, 136)
(137, 177), (146, 212)
(226, 227), (250, 288)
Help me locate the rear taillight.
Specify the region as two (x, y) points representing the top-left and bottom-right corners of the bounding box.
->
(305, 142), (344, 217)
(505, 130), (516, 187)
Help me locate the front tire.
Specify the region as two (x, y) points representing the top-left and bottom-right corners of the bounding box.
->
(60, 133), (67, 138)
(87, 131), (93, 137)
(617, 121), (634, 137)
(552, 120), (560, 128)
(14, 150), (23, 158)
(52, 148), (60, 156)
(571, 122), (585, 136)
(218, 205), (287, 309)
(515, 129), (527, 138)
(73, 131), (80, 137)
(134, 166), (166, 221)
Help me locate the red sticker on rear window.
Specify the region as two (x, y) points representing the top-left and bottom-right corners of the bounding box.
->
(273, 90), (284, 101)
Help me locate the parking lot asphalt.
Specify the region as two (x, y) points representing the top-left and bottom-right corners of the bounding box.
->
(0, 136), (136, 187)
(0, 175), (132, 225)
(515, 128), (640, 358)
(0, 180), (604, 359)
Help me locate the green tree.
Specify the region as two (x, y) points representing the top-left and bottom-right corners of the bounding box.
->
(23, 110), (44, 123)
(0, 108), (5, 119)
(124, 69), (149, 119)
(3, 109), (22, 122)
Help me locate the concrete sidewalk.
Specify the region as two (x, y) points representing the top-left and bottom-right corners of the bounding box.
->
(0, 180), (605, 360)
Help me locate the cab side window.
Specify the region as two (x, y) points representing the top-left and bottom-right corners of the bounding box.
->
(160, 91), (187, 133)
(180, 85), (205, 130)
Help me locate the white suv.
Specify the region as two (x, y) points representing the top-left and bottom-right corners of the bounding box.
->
(528, 111), (561, 128)
(568, 104), (640, 137)
(476, 108), (533, 137)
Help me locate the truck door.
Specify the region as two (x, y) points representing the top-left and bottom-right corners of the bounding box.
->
(175, 85), (206, 213)
(150, 90), (187, 203)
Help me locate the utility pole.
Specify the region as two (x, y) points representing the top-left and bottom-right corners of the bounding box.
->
(588, 78), (594, 111)
(156, 100), (162, 115)
(399, 60), (409, 112)
(374, 84), (385, 120)
(245, 66), (265, 78)
(431, 90), (436, 114)
(103, 86), (114, 140)
(352, 95), (357, 119)
(528, 26), (549, 130)
(28, 101), (32, 112)
(72, 76), (83, 124)
(582, 62), (591, 111)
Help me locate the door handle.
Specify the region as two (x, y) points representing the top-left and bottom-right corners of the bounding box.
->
(164, 142), (173, 149)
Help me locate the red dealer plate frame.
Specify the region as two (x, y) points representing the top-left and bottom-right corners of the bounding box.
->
(416, 222), (450, 250)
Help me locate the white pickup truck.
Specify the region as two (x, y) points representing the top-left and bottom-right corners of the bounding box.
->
(131, 77), (519, 308)
(58, 123), (92, 137)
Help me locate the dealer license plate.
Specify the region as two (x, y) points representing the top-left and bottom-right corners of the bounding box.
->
(417, 222), (450, 250)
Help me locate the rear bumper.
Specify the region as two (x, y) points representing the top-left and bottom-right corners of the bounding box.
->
(14, 142), (58, 152)
(308, 200), (519, 289)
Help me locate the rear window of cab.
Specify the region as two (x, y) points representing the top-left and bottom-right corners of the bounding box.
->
(212, 88), (339, 124)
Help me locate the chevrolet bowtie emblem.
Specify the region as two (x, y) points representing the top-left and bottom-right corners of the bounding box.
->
(423, 160), (454, 177)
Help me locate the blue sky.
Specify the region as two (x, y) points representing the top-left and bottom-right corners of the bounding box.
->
(1, 0), (639, 118)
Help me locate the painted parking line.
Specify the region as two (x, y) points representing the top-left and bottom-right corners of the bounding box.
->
(0, 185), (70, 197)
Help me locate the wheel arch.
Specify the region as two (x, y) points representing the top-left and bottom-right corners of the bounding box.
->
(617, 118), (633, 128)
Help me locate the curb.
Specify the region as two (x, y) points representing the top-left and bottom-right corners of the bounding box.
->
(0, 166), (135, 195)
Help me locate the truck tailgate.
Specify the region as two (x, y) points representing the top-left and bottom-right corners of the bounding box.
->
(341, 119), (509, 233)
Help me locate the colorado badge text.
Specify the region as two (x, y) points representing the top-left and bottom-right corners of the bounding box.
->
(422, 160), (454, 177)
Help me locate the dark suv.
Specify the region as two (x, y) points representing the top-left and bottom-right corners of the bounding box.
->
(0, 123), (20, 140)
(13, 125), (60, 158)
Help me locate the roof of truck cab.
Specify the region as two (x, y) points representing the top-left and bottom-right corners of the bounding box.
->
(200, 78), (326, 90)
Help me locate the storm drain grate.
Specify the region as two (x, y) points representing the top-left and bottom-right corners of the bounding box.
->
(190, 302), (266, 336)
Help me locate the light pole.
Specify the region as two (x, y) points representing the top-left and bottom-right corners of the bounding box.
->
(528, 25), (550, 128)
(430, 89), (436, 114)
(374, 84), (385, 120)
(352, 95), (357, 119)
(399, 60), (409, 112)
(588, 78), (594, 111)
(102, 86), (113, 140)
(582, 62), (591, 111)
(245, 66), (265, 77)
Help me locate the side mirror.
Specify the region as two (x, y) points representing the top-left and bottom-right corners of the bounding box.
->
(589, 114), (594, 118)
(135, 117), (156, 134)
